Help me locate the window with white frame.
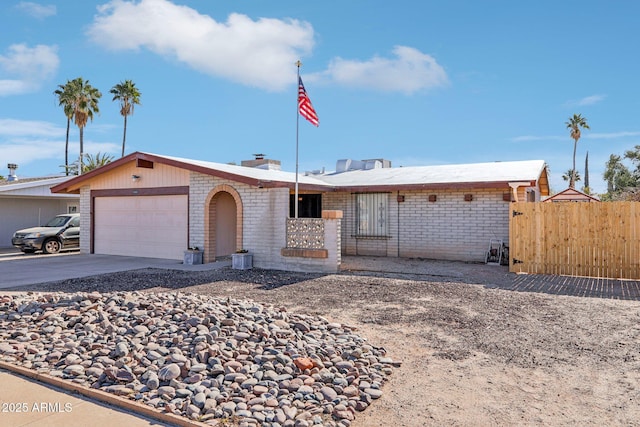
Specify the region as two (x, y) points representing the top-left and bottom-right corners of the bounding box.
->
(355, 193), (388, 237)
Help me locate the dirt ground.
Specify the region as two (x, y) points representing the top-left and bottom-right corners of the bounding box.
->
(150, 270), (640, 426)
(11, 261), (640, 427)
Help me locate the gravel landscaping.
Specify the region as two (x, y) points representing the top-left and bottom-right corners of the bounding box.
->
(3, 262), (640, 426)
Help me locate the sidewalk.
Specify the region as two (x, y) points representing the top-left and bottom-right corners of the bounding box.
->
(0, 368), (174, 427)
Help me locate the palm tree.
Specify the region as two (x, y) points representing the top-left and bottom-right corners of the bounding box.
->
(65, 152), (114, 175)
(110, 80), (141, 157)
(565, 113), (590, 189)
(84, 152), (114, 172)
(62, 78), (101, 174)
(561, 169), (581, 183)
(53, 80), (76, 176)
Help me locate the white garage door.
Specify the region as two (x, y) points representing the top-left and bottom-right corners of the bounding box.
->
(94, 195), (188, 260)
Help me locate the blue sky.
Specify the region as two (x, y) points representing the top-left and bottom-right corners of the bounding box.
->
(1, 0), (639, 194)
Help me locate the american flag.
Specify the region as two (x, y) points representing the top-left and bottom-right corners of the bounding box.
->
(298, 76), (319, 127)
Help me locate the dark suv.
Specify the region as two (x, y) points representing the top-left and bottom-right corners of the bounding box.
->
(11, 213), (80, 254)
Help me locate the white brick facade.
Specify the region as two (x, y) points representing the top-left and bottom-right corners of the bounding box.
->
(189, 172), (340, 273)
(324, 188), (510, 262)
(79, 185), (91, 254)
(57, 153), (546, 270)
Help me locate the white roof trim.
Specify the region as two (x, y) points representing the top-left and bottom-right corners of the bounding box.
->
(315, 160), (546, 187)
(151, 153), (331, 186)
(0, 176), (77, 198)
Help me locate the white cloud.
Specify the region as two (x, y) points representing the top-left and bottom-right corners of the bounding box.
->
(565, 94), (606, 107)
(0, 44), (59, 96)
(0, 119), (66, 168)
(0, 119), (119, 172)
(313, 46), (449, 94)
(87, 0), (314, 92)
(585, 131), (640, 139)
(0, 119), (65, 137)
(0, 139), (65, 167)
(16, 2), (56, 19)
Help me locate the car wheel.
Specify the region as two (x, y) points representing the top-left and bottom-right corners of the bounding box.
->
(21, 249), (36, 254)
(43, 239), (61, 254)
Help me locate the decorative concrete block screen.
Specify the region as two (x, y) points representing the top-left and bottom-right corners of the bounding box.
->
(281, 211), (342, 272)
(286, 218), (324, 249)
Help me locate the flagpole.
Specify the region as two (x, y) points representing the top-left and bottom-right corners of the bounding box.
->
(295, 60), (301, 219)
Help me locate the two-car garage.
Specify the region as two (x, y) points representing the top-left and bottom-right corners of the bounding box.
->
(93, 195), (188, 260)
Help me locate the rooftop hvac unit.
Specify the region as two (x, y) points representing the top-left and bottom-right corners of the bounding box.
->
(335, 159), (352, 173)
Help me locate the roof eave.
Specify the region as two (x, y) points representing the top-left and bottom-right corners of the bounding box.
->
(329, 180), (530, 193)
(51, 152), (335, 193)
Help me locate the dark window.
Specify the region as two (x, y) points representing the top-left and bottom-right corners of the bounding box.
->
(290, 194), (322, 218)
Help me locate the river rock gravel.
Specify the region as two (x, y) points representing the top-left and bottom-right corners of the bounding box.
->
(0, 289), (397, 426)
(4, 260), (640, 427)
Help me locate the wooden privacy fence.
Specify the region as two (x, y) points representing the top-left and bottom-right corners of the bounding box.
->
(509, 201), (640, 279)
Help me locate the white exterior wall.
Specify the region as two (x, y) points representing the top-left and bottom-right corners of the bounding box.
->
(324, 188), (511, 262)
(79, 186), (91, 254)
(189, 173), (289, 268)
(322, 192), (353, 256)
(188, 173), (207, 249)
(190, 172), (341, 273)
(0, 198), (77, 248)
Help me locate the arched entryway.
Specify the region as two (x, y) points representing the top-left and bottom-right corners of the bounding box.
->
(204, 185), (243, 263)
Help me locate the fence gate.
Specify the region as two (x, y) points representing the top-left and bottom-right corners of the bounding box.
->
(509, 201), (640, 279)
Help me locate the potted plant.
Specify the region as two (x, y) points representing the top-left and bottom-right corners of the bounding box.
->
(232, 249), (252, 270)
(183, 246), (203, 265)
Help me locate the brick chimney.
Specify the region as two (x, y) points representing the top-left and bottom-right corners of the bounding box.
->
(241, 154), (281, 171)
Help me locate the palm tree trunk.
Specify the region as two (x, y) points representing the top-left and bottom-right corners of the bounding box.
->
(570, 139), (578, 188)
(121, 115), (128, 157)
(79, 127), (84, 176)
(65, 119), (70, 176)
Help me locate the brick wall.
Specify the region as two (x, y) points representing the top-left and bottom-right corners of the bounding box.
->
(323, 188), (510, 262)
(190, 173), (288, 264)
(189, 173), (340, 273)
(79, 186), (91, 253)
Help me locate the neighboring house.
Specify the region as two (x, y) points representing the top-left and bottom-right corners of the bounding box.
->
(51, 152), (549, 271)
(542, 187), (600, 202)
(0, 176), (79, 248)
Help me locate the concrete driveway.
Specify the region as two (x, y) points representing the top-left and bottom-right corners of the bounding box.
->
(0, 249), (229, 289)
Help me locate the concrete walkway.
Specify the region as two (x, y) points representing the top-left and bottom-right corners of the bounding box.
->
(340, 256), (640, 301)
